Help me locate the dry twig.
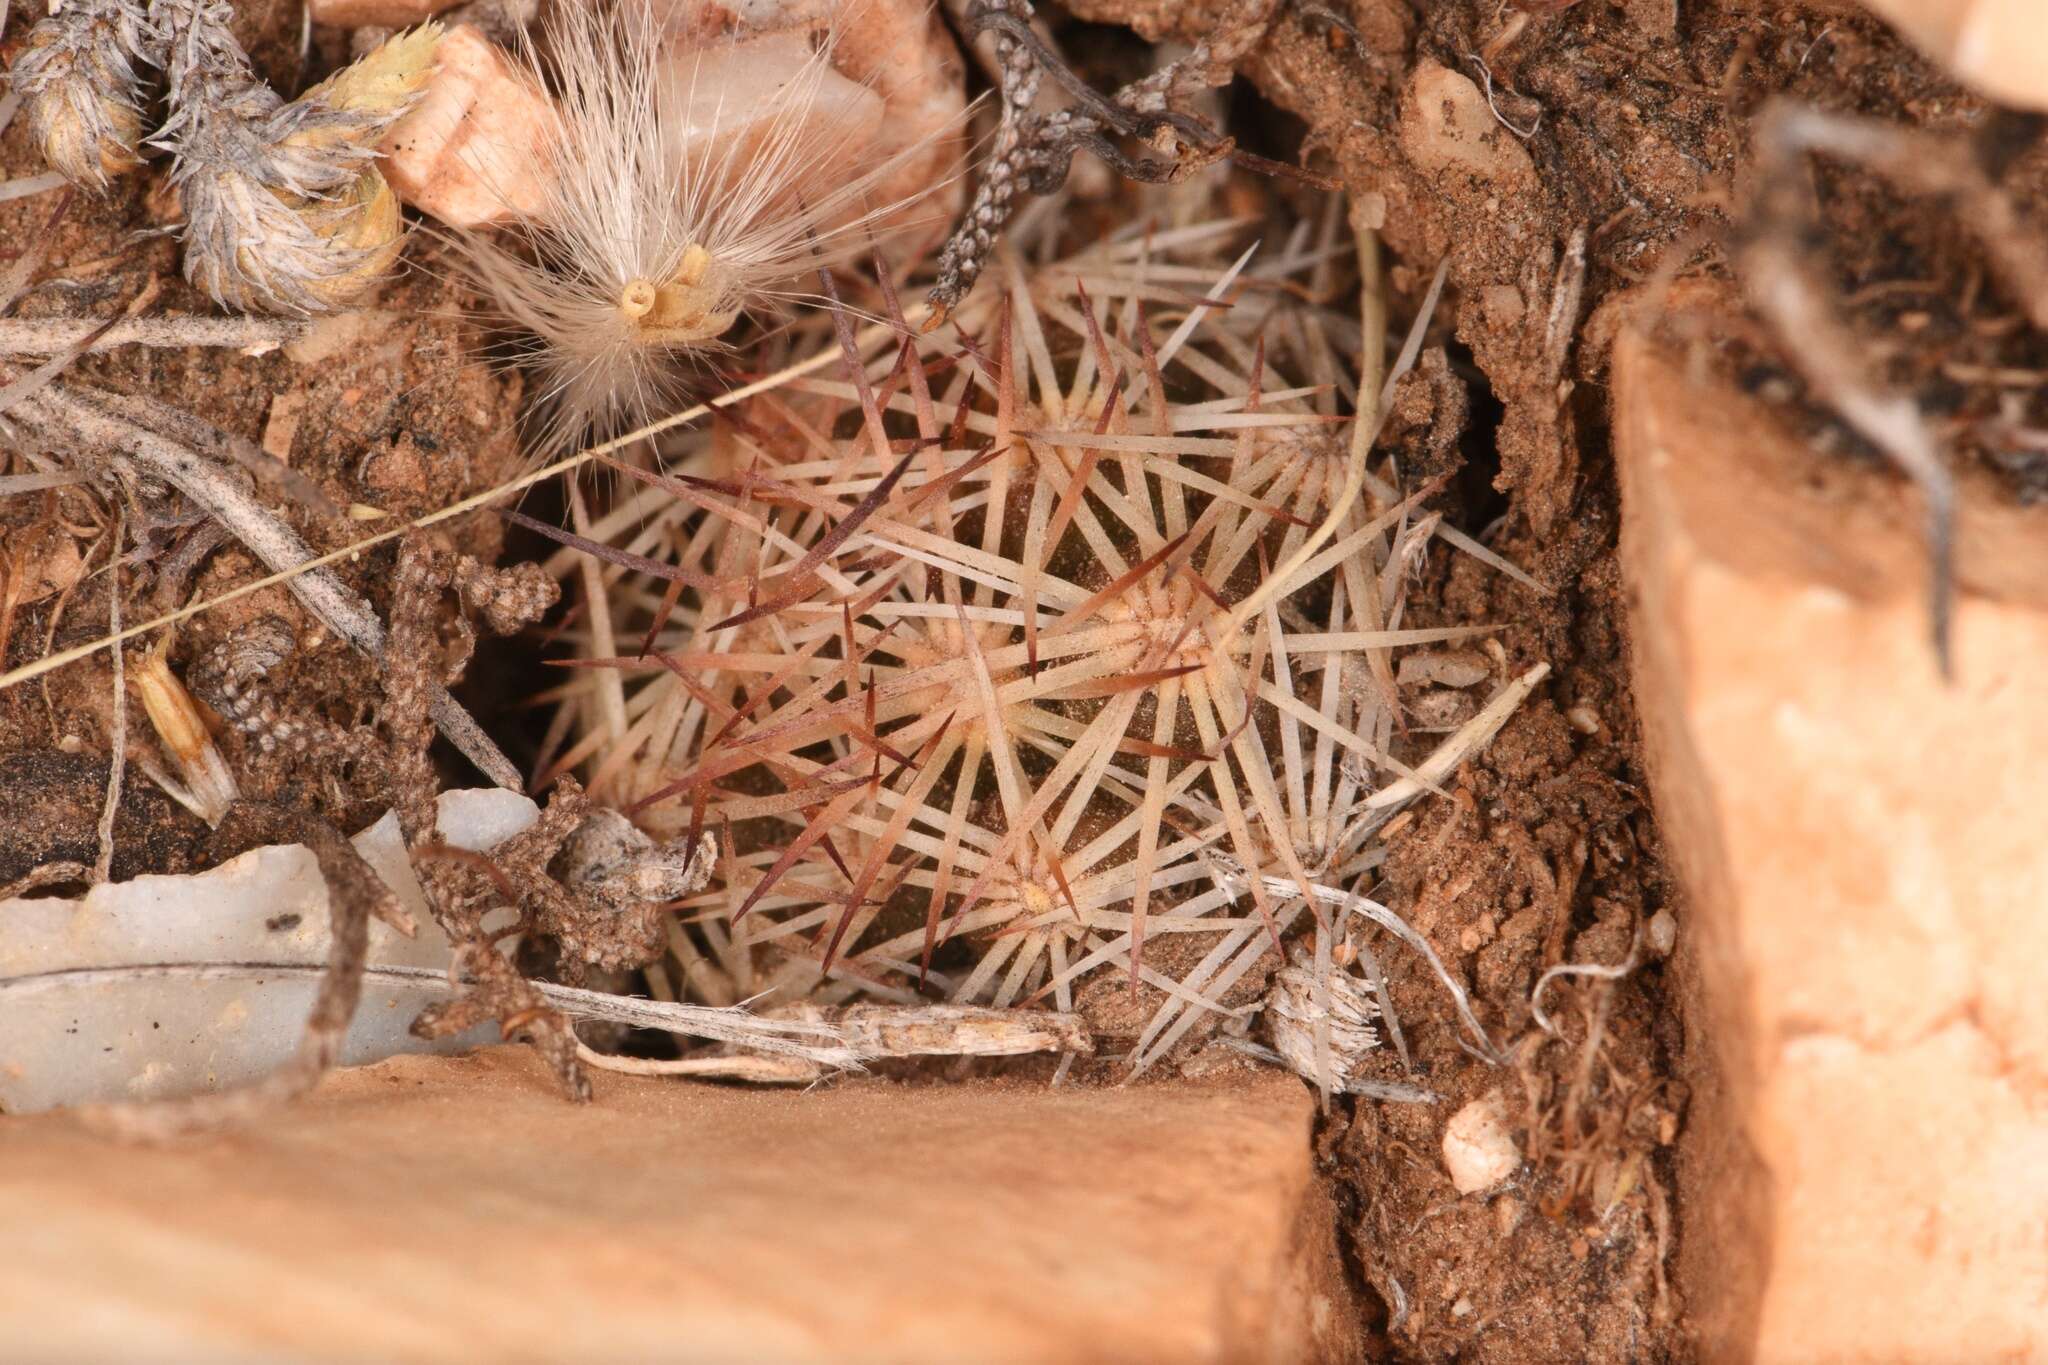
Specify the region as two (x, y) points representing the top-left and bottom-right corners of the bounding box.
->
(928, 0), (1285, 320)
(1736, 101), (2048, 674)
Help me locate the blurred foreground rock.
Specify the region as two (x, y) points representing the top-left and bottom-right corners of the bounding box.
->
(1856, 0), (2048, 110)
(0, 1051), (1359, 1363)
(1614, 331), (2048, 1363)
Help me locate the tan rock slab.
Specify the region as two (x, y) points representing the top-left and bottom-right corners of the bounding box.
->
(0, 1049), (1360, 1364)
(1856, 0), (2048, 111)
(1614, 330), (2048, 1364)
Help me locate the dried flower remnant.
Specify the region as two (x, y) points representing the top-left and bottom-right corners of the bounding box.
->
(450, 3), (965, 455)
(9, 0), (151, 189)
(130, 640), (241, 826)
(1263, 947), (1381, 1090)
(149, 4), (442, 312)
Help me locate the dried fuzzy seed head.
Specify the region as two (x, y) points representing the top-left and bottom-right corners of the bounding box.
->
(1265, 947), (1380, 1087)
(152, 6), (443, 313)
(10, 0), (151, 189)
(451, 2), (963, 455)
(299, 21), (444, 118)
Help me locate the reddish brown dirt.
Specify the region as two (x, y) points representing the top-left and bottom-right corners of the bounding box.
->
(1036, 0), (2044, 1359)
(7, 1), (2040, 1360)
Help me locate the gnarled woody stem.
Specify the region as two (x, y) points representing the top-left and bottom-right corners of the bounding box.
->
(16, 381), (523, 790)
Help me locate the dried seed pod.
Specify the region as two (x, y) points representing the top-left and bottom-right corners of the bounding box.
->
(149, 3), (442, 313)
(130, 642), (242, 827)
(9, 0), (152, 188)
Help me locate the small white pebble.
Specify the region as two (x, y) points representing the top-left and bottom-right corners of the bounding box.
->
(1451, 1296), (1474, 1319)
(1566, 704), (1601, 735)
(1648, 908), (1678, 957)
(1442, 1090), (1520, 1195)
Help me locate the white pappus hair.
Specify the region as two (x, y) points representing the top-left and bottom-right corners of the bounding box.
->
(455, 0), (959, 456)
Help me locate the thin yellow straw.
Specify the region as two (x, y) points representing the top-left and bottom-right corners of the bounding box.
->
(0, 318), (908, 696)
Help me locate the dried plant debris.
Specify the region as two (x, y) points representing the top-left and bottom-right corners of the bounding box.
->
(556, 807), (717, 962)
(130, 638), (240, 826)
(4, 380), (524, 789)
(9, 0), (151, 189)
(572, 998), (1091, 1084)
(928, 0), (1297, 321)
(13, 532), (1027, 1130)
(1260, 945), (1409, 1099)
(5, 784), (1062, 1121)
(533, 208), (1545, 1078)
(4, 0), (438, 311)
(150, 7), (439, 313)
